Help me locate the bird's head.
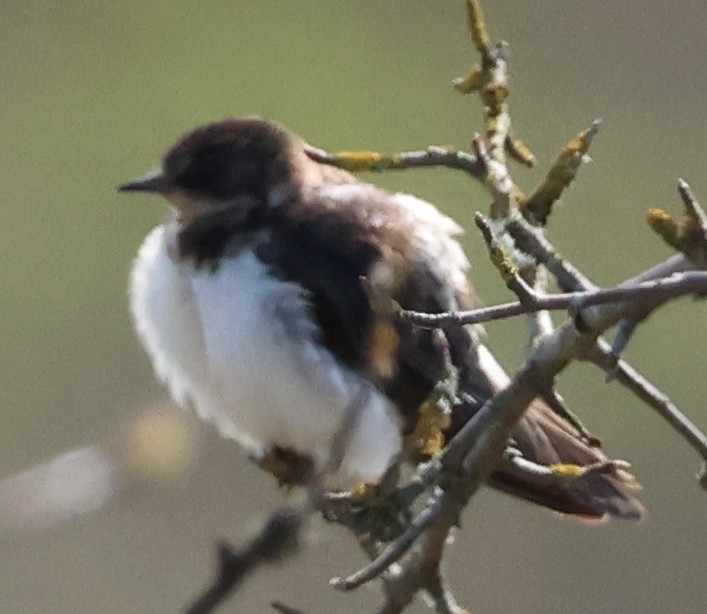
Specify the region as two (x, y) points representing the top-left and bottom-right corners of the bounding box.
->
(118, 117), (301, 221)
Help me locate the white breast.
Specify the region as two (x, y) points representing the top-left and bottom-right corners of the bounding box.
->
(129, 226), (401, 484)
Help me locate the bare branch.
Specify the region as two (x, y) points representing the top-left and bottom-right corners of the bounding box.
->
(506, 211), (599, 291)
(454, 0), (535, 171)
(502, 210), (707, 463)
(588, 341), (707, 462)
(399, 271), (707, 328)
(474, 212), (534, 301)
(376, 500), (468, 614)
(330, 493), (448, 592)
(304, 144), (484, 180)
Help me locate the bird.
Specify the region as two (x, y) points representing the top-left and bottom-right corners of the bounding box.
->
(119, 117), (644, 519)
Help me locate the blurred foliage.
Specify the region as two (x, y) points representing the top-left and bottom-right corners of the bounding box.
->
(0, 1), (705, 613)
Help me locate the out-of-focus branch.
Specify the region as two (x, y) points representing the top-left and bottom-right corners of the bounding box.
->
(185, 508), (304, 614)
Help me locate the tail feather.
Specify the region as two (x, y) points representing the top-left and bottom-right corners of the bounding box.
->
(488, 462), (645, 519)
(495, 400), (644, 518)
(448, 343), (646, 520)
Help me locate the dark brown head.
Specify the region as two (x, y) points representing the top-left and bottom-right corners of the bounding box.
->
(118, 118), (302, 220)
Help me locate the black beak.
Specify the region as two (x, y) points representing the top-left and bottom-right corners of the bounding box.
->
(118, 169), (172, 193)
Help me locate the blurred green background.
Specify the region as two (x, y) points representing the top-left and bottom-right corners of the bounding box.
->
(1, 1), (705, 612)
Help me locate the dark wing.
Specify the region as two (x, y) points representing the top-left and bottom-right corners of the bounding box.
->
(260, 182), (454, 423)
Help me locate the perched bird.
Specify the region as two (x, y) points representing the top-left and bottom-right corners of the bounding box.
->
(120, 117), (644, 519)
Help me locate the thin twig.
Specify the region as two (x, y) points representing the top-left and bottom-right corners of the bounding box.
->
(474, 212), (534, 301)
(505, 211), (599, 290)
(330, 493), (449, 592)
(677, 178), (707, 233)
(377, 501), (466, 614)
(588, 340), (707, 461)
(399, 271), (707, 328)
